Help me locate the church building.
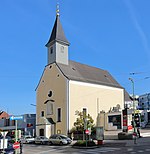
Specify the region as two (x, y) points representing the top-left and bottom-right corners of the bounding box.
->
(36, 7), (125, 137)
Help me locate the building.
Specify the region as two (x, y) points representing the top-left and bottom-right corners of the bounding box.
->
(138, 93), (150, 110)
(0, 113), (36, 137)
(138, 93), (150, 127)
(36, 7), (126, 138)
(0, 110), (9, 119)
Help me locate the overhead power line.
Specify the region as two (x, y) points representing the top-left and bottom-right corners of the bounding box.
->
(129, 71), (150, 75)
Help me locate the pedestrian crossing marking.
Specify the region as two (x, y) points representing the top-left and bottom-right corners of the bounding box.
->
(79, 147), (121, 153)
(138, 150), (144, 153)
(127, 148), (133, 151)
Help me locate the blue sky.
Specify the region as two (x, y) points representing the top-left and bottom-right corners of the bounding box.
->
(0, 0), (150, 115)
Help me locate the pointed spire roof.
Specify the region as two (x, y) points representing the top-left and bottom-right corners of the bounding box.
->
(45, 13), (70, 47)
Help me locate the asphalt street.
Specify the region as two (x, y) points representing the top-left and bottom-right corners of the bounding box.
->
(22, 144), (122, 154)
(22, 136), (150, 154)
(21, 128), (150, 154)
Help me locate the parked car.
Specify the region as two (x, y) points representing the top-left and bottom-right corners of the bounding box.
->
(49, 134), (72, 145)
(20, 135), (35, 144)
(35, 136), (49, 144)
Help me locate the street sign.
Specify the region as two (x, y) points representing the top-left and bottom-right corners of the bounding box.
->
(85, 130), (89, 134)
(128, 125), (133, 131)
(0, 139), (8, 149)
(10, 116), (23, 120)
(1, 131), (8, 137)
(13, 142), (20, 149)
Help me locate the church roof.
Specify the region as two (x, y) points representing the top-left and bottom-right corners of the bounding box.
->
(45, 15), (69, 47)
(57, 61), (123, 89)
(124, 90), (132, 102)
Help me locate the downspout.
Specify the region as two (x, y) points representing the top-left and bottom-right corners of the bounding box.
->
(66, 79), (69, 135)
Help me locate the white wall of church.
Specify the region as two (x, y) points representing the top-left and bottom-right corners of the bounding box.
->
(69, 80), (124, 130)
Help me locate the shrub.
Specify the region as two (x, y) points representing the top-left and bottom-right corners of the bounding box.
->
(73, 140), (96, 147)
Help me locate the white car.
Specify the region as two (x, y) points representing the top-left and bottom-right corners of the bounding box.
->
(49, 134), (72, 145)
(20, 135), (35, 144)
(35, 136), (49, 144)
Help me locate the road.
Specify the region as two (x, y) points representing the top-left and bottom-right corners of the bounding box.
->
(22, 137), (150, 154)
(23, 144), (121, 154)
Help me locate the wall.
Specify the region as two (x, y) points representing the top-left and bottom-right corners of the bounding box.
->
(69, 80), (124, 131)
(36, 63), (68, 137)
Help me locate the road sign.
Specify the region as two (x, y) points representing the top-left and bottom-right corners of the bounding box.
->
(0, 139), (8, 149)
(13, 142), (20, 149)
(1, 131), (8, 137)
(85, 129), (89, 134)
(10, 116), (23, 120)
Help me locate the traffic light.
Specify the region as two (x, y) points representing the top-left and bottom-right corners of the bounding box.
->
(134, 113), (140, 127)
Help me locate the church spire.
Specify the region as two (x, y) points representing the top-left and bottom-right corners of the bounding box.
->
(46, 3), (69, 65)
(45, 3), (69, 47)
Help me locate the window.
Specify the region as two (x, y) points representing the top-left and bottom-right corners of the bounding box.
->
(108, 115), (121, 129)
(57, 108), (61, 122)
(48, 91), (52, 97)
(41, 111), (44, 117)
(60, 46), (64, 53)
(47, 101), (53, 115)
(83, 108), (87, 119)
(12, 120), (15, 126)
(4, 118), (10, 126)
(39, 129), (44, 136)
(50, 47), (53, 54)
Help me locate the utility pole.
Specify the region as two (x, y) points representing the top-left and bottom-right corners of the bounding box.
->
(129, 78), (136, 143)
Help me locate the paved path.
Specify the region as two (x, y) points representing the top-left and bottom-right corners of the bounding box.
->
(104, 128), (150, 139)
(23, 138), (150, 154)
(22, 128), (150, 154)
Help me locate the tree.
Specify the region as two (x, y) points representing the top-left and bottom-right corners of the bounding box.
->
(73, 110), (95, 132)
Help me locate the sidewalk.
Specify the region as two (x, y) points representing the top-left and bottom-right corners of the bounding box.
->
(103, 128), (150, 147)
(104, 128), (150, 140)
(104, 136), (150, 147)
(71, 128), (150, 147)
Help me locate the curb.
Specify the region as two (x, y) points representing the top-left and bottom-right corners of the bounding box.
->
(72, 145), (99, 149)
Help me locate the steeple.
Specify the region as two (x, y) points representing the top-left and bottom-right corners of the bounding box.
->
(46, 3), (69, 65)
(45, 4), (69, 47)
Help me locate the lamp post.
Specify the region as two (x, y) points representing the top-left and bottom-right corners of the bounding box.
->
(129, 78), (136, 135)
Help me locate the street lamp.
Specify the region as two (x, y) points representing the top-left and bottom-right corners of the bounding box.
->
(129, 78), (136, 135)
